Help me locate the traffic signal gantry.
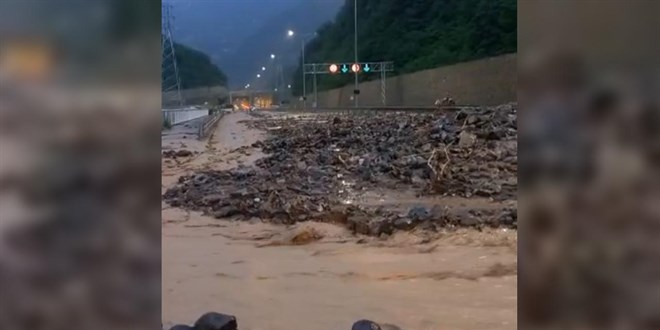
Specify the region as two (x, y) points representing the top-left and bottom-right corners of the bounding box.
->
(301, 61), (394, 106)
(301, 62), (394, 75)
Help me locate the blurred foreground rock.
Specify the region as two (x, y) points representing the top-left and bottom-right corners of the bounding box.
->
(194, 312), (238, 330)
(167, 312), (237, 330)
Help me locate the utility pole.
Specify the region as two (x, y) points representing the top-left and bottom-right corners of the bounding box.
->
(354, 0), (358, 108)
(301, 39), (306, 110)
(162, 2), (184, 107)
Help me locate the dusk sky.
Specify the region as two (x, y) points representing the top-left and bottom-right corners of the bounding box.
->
(167, 0), (343, 88)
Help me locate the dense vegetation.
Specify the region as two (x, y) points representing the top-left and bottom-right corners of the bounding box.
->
(111, 0), (160, 40)
(292, 0), (516, 95)
(163, 42), (228, 90)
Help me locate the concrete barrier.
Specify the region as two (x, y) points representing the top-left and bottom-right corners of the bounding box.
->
(162, 107), (209, 126)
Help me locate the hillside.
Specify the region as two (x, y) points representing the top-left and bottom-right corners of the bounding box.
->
(163, 42), (228, 90)
(292, 0), (516, 95)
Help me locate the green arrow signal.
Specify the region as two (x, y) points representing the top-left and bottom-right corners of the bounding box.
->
(363, 64), (371, 72)
(341, 64), (349, 73)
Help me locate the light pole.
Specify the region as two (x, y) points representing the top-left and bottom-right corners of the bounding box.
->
(287, 30), (316, 109)
(268, 54), (280, 102)
(301, 38), (306, 109)
(245, 84), (252, 109)
(354, 0), (358, 108)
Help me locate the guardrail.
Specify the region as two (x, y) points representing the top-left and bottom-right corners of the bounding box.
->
(197, 108), (232, 140)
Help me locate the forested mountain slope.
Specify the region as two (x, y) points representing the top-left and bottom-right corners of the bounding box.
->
(163, 42), (228, 90)
(293, 0), (516, 94)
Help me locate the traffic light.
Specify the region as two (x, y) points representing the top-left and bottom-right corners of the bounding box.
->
(351, 63), (361, 73)
(363, 63), (371, 72)
(329, 63), (338, 74)
(340, 64), (349, 73)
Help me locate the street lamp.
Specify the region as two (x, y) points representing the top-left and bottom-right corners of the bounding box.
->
(287, 84), (291, 89)
(353, 0), (358, 107)
(257, 74), (261, 78)
(270, 54), (276, 59)
(245, 84), (250, 89)
(286, 30), (317, 109)
(261, 66), (266, 71)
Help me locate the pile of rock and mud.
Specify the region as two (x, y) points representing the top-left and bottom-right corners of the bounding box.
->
(163, 149), (194, 158)
(163, 104), (517, 235)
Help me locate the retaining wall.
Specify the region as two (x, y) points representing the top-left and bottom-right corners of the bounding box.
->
(303, 53), (516, 108)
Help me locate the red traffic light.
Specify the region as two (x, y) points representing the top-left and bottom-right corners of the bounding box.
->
(351, 63), (361, 73)
(329, 64), (338, 73)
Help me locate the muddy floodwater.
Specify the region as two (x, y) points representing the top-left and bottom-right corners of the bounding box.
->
(162, 112), (516, 330)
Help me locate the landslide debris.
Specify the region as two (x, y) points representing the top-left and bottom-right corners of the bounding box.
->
(163, 149), (194, 158)
(163, 104), (517, 234)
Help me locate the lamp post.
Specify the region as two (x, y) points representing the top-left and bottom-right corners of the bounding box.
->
(267, 54), (281, 102)
(287, 30), (316, 109)
(301, 38), (306, 109)
(354, 0), (359, 108)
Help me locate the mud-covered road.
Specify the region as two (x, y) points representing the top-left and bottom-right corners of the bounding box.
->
(162, 112), (516, 330)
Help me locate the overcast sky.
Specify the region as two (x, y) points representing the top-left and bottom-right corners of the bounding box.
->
(166, 0), (343, 88)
